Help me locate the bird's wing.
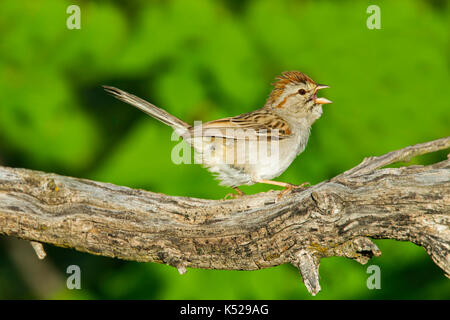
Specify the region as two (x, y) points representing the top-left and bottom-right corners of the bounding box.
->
(188, 110), (292, 141)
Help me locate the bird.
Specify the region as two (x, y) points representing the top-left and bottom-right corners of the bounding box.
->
(103, 71), (331, 198)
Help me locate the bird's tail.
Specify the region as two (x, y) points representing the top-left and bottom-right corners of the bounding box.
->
(103, 86), (191, 134)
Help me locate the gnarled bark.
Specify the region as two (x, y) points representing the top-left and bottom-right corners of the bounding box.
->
(0, 137), (449, 295)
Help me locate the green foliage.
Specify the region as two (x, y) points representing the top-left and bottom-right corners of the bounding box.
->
(0, 0), (448, 299)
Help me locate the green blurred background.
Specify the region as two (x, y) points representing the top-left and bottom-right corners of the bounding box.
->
(0, 0), (449, 299)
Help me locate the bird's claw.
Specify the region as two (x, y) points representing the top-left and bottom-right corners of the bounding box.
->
(224, 187), (245, 200)
(277, 182), (311, 200)
(224, 193), (240, 199)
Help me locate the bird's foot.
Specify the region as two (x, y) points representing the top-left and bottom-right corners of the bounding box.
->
(224, 187), (245, 199)
(277, 182), (311, 200)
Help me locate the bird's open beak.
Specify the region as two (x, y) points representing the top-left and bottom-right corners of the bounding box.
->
(316, 84), (329, 90)
(314, 84), (332, 104)
(314, 97), (332, 104)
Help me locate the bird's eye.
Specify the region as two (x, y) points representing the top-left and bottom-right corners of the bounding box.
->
(298, 89), (306, 95)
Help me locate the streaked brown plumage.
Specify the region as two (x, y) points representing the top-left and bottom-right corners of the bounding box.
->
(103, 71), (331, 197)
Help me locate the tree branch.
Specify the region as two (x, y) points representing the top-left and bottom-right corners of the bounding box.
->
(0, 137), (449, 295)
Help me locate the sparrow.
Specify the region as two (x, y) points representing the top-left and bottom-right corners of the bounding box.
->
(103, 71), (331, 197)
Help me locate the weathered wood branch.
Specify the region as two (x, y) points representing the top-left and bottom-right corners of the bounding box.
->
(0, 137), (449, 295)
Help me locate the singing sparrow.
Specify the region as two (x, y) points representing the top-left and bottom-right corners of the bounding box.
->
(103, 71), (331, 197)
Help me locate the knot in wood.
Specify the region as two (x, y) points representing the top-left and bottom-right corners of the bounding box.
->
(330, 237), (381, 265)
(310, 191), (344, 217)
(157, 248), (187, 274)
(23, 173), (63, 205)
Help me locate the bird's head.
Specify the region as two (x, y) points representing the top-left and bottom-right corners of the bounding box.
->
(266, 71), (331, 125)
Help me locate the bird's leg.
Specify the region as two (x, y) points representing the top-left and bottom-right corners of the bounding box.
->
(233, 187), (245, 196)
(224, 187), (245, 199)
(256, 179), (310, 199)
